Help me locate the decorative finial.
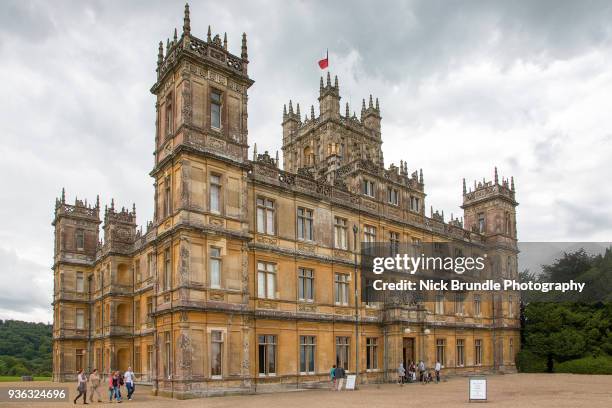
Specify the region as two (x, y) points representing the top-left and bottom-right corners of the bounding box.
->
(223, 32), (227, 50)
(207, 25), (212, 42)
(368, 94), (373, 108)
(511, 176), (515, 191)
(375, 97), (379, 110)
(494, 167), (499, 184)
(110, 198), (115, 211)
(241, 32), (248, 59)
(334, 75), (338, 88)
(361, 98), (366, 112)
(132, 203), (136, 215)
(296, 103), (301, 119)
(183, 3), (191, 36)
(275, 151), (279, 166)
(326, 71), (331, 86)
(320, 76), (324, 90)
(96, 195), (100, 209)
(157, 41), (164, 66)
(419, 169), (423, 184)
(345, 102), (350, 117)
(173, 28), (178, 43)
(61, 187), (65, 204)
(253, 143), (257, 160)
(288, 100), (293, 115)
(430, 206), (433, 217)
(283, 104), (287, 118)
(311, 105), (315, 120)
(166, 38), (170, 54)
(463, 178), (467, 194)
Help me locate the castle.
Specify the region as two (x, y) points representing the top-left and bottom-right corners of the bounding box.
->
(52, 4), (520, 398)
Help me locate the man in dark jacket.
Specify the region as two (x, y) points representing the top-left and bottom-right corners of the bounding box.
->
(335, 366), (345, 391)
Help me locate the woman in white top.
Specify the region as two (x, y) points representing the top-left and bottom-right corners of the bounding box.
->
(73, 369), (88, 404)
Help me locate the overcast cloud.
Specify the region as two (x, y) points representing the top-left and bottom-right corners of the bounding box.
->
(1, 0), (612, 322)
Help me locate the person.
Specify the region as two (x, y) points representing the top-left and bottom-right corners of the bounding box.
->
(410, 361), (416, 382)
(124, 367), (135, 400)
(435, 360), (441, 383)
(335, 365), (345, 391)
(397, 363), (405, 385)
(88, 369), (102, 403)
(108, 371), (114, 402)
(110, 371), (122, 403)
(329, 365), (336, 390)
(418, 360), (426, 383)
(118, 371), (124, 400)
(74, 369), (88, 404)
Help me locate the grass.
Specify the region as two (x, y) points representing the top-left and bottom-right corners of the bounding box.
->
(0, 376), (52, 382)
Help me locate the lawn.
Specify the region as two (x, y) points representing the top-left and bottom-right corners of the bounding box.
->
(0, 376), (52, 382)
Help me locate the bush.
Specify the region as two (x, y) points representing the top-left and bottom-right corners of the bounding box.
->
(555, 355), (612, 374)
(516, 349), (547, 373)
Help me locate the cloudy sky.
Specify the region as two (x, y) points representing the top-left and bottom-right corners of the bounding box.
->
(2, 0), (612, 322)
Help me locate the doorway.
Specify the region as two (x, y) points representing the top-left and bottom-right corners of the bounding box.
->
(403, 337), (415, 367)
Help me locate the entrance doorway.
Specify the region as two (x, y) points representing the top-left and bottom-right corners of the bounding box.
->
(403, 337), (415, 367)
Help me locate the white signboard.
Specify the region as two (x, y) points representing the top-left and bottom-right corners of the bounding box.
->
(469, 376), (487, 401)
(345, 374), (356, 390)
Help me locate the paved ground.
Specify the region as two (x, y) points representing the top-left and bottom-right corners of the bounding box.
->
(1, 373), (611, 407)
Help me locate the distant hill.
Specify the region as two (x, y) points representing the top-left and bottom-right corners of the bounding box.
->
(0, 320), (52, 376)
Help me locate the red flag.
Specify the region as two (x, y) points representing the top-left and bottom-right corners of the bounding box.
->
(318, 50), (328, 69)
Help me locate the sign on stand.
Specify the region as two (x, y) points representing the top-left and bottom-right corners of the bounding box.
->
(345, 374), (356, 390)
(468, 376), (487, 402)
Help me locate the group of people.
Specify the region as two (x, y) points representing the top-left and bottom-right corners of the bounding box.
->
(397, 360), (442, 385)
(329, 364), (347, 390)
(73, 367), (136, 404)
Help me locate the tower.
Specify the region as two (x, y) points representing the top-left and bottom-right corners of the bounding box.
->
(462, 168), (519, 371)
(52, 190), (101, 381)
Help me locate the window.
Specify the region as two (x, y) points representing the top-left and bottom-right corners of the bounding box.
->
(435, 293), (445, 314)
(455, 292), (465, 314)
(210, 90), (222, 129)
(258, 335), (277, 375)
(410, 196), (420, 212)
(95, 348), (101, 371)
(163, 175), (171, 217)
(256, 198), (275, 235)
(299, 336), (316, 374)
(478, 213), (485, 233)
(336, 337), (350, 370)
(298, 268), (314, 301)
(436, 339), (446, 366)
(366, 338), (378, 370)
(210, 247), (222, 288)
(474, 294), (481, 316)
(165, 94), (173, 136)
(210, 174), (221, 213)
(334, 217), (347, 250)
(147, 345), (154, 377)
(297, 207), (314, 240)
(75, 230), (85, 250)
(387, 187), (399, 205)
(76, 272), (84, 293)
(134, 300), (140, 326)
(146, 296), (153, 322)
(76, 309), (85, 329)
(95, 306), (101, 329)
(508, 295), (514, 317)
(211, 331), (223, 377)
(76, 349), (85, 371)
(164, 248), (171, 290)
(147, 253), (154, 279)
(362, 179), (375, 197)
(334, 273), (349, 305)
(135, 259), (141, 282)
(390, 231), (400, 256)
(257, 262), (276, 299)
(475, 339), (483, 366)
(164, 331), (171, 378)
(364, 225), (376, 244)
(135, 346), (141, 374)
(456, 339), (465, 366)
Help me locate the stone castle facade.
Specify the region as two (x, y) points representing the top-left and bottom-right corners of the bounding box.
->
(52, 4), (520, 398)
